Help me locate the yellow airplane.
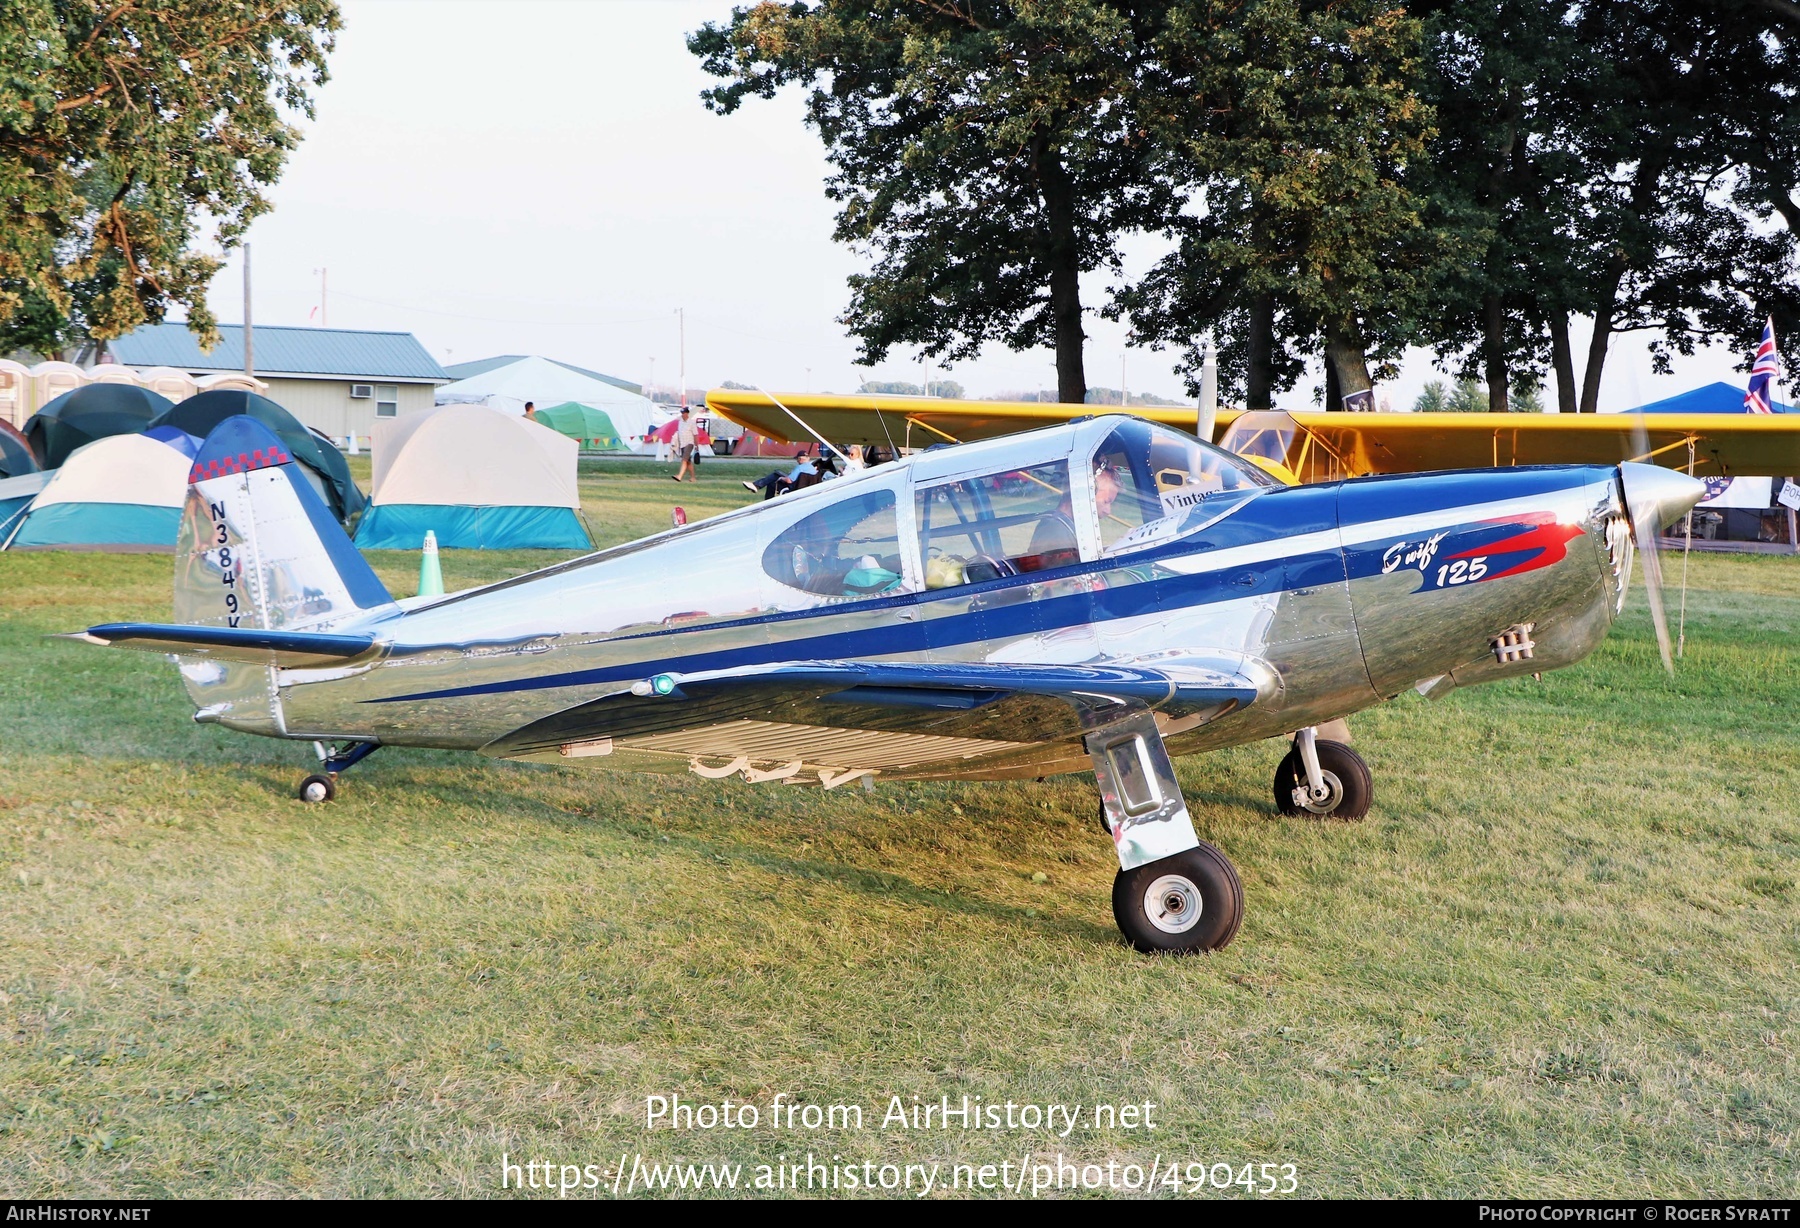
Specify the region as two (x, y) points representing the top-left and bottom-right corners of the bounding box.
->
(703, 390), (1800, 484)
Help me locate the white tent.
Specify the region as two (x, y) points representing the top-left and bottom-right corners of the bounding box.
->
(2, 433), (190, 552)
(352, 404), (591, 550)
(434, 355), (660, 442)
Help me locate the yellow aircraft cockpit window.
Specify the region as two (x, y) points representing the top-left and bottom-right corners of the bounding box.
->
(1089, 420), (1276, 553)
(761, 488), (909, 599)
(916, 460), (1075, 588)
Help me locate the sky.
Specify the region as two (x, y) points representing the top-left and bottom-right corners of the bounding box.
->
(205, 0), (1765, 411)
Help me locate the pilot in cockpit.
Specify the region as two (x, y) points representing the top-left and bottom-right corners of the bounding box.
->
(1022, 463), (1120, 569)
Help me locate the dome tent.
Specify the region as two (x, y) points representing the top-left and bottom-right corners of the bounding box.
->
(149, 389), (364, 523)
(2, 433), (190, 552)
(24, 383), (173, 468)
(534, 402), (624, 450)
(0, 420), (37, 479)
(352, 404), (591, 550)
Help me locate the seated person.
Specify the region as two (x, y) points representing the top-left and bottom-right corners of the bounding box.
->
(1017, 465), (1119, 570)
(742, 455), (836, 499)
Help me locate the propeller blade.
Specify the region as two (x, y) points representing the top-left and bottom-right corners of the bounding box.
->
(1618, 461), (1706, 675)
(1635, 503), (1674, 673)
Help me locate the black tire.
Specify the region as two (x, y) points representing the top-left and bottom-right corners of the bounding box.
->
(1273, 739), (1371, 820)
(1112, 842), (1244, 954)
(297, 773), (337, 803)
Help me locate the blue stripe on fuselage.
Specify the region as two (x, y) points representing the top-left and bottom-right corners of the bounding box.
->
(365, 467), (1604, 705)
(366, 544), (1346, 704)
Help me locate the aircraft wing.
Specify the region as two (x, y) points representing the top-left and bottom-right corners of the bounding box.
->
(705, 388), (1209, 449)
(484, 655), (1270, 763)
(1274, 410), (1800, 479)
(705, 388), (1800, 477)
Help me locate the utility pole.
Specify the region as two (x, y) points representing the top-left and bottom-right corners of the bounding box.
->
(243, 243), (254, 379)
(648, 357), (656, 401)
(313, 266), (328, 327)
(676, 308), (686, 408)
(1121, 352), (1127, 407)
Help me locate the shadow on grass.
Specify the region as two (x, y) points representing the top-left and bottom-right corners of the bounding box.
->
(410, 770), (1129, 950)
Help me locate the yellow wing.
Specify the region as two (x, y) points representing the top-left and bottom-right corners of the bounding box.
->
(705, 389), (1800, 478)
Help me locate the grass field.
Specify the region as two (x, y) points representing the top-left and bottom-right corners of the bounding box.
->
(1, 457), (1795, 1198)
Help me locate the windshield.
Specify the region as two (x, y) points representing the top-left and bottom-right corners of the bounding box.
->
(1089, 420), (1274, 553)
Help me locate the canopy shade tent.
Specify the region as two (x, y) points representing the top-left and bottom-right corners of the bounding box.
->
(352, 404), (592, 550)
(534, 401), (625, 450)
(1616, 381), (1793, 415)
(25, 383), (174, 469)
(2, 433), (190, 552)
(435, 354), (659, 441)
(0, 420), (37, 479)
(148, 389), (365, 523)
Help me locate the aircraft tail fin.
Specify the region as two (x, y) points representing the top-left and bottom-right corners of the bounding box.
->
(175, 417), (395, 633)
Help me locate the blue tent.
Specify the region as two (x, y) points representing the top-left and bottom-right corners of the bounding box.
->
(2, 432), (191, 552)
(1625, 381), (1792, 414)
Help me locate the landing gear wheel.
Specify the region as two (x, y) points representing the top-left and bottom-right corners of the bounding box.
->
(297, 773), (337, 803)
(1112, 842), (1244, 954)
(1273, 739), (1371, 820)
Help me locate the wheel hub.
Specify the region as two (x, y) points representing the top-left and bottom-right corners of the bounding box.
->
(1142, 874), (1203, 934)
(1290, 768), (1344, 816)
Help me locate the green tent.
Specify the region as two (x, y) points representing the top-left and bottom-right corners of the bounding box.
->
(534, 402), (624, 451)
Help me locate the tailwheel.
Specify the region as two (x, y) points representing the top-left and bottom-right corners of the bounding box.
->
(1274, 738), (1371, 820)
(297, 773), (337, 803)
(1112, 842), (1244, 954)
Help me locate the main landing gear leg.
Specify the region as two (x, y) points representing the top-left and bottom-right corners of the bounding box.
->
(1083, 704), (1243, 954)
(297, 740), (380, 803)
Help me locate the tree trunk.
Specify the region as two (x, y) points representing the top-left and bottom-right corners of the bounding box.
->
(1579, 255), (1628, 414)
(1036, 141), (1086, 405)
(1324, 356), (1340, 412)
(1322, 317), (1373, 409)
(1482, 292), (1510, 413)
(1247, 291), (1274, 410)
(1549, 313), (1577, 413)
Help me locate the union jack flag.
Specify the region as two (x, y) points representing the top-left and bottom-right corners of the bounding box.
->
(1745, 317), (1780, 414)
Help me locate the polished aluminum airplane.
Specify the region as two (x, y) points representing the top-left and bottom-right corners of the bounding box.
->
(72, 413), (1704, 953)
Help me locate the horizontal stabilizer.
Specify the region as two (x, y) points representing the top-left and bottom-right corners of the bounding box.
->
(67, 622), (380, 669)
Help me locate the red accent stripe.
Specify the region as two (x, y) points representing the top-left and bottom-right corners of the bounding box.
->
(1446, 512), (1589, 580)
(188, 445), (292, 484)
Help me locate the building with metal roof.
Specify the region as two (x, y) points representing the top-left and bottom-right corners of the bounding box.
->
(105, 323), (450, 442)
(442, 354), (641, 395)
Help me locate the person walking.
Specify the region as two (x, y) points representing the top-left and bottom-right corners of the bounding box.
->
(671, 407), (699, 482)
